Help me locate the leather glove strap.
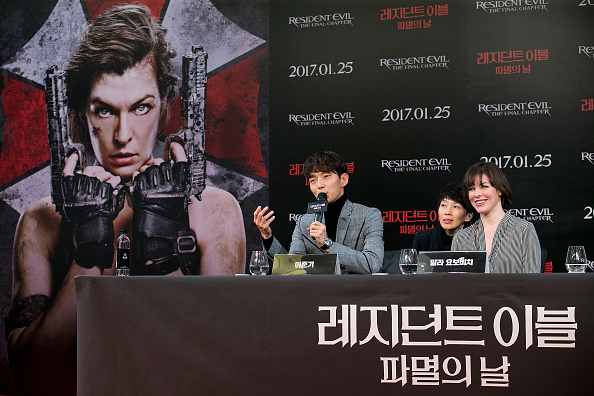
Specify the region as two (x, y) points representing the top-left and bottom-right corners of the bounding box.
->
(73, 211), (114, 269)
(131, 162), (199, 275)
(136, 257), (182, 276)
(131, 209), (200, 275)
(132, 208), (180, 275)
(177, 213), (200, 275)
(61, 174), (121, 270)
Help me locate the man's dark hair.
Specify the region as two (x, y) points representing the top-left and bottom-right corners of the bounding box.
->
(66, 4), (178, 153)
(303, 151), (347, 179)
(437, 184), (473, 213)
(462, 162), (513, 207)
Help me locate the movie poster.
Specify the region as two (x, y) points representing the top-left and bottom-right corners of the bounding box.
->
(0, 0), (268, 393)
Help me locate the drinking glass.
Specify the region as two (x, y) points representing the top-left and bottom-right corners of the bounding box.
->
(399, 249), (419, 275)
(566, 246), (588, 273)
(249, 251), (269, 275)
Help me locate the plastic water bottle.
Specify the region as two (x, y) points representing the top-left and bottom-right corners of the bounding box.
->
(116, 230), (130, 276)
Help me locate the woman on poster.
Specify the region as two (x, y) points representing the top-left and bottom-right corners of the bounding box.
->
(6, 5), (245, 394)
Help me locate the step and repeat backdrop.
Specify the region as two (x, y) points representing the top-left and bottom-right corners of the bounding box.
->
(269, 0), (594, 272)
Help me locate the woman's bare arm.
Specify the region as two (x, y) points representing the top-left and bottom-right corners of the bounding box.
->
(8, 197), (101, 395)
(189, 187), (246, 275)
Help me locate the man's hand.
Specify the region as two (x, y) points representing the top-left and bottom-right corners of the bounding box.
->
(307, 221), (328, 248)
(253, 206), (275, 239)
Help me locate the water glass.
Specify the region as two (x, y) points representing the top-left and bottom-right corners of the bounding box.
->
(399, 249), (419, 275)
(566, 246), (588, 273)
(249, 251), (269, 275)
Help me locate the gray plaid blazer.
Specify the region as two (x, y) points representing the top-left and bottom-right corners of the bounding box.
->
(265, 200), (384, 274)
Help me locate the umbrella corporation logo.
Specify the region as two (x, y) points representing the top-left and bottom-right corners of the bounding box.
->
(381, 158), (452, 173)
(288, 12), (354, 28)
(380, 55), (449, 71)
(476, 0), (549, 13)
(289, 111), (355, 126)
(478, 101), (552, 117)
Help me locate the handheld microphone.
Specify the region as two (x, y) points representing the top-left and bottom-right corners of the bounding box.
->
(313, 192), (327, 224)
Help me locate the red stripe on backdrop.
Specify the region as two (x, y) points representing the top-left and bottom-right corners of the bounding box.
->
(84, 0), (166, 20)
(0, 75), (49, 186)
(206, 49), (267, 178)
(162, 50), (268, 179)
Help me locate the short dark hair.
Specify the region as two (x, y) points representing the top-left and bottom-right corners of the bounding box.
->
(66, 4), (178, 153)
(462, 162), (513, 207)
(303, 151), (347, 179)
(437, 184), (473, 213)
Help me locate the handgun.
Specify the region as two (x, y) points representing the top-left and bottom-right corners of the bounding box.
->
(46, 66), (123, 220)
(45, 65), (87, 219)
(165, 45), (208, 206)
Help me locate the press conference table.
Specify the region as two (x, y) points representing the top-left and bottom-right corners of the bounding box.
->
(75, 274), (594, 395)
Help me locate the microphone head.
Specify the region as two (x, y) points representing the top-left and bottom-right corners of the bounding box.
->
(317, 192), (327, 201)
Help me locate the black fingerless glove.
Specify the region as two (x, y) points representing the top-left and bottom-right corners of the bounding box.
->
(131, 161), (197, 275)
(62, 174), (123, 270)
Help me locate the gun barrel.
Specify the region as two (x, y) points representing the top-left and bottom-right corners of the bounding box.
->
(46, 66), (69, 212)
(46, 66), (87, 217)
(180, 46), (207, 201)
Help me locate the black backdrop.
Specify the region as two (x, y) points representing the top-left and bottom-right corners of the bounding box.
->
(269, 0), (594, 271)
(0, 0), (593, 393)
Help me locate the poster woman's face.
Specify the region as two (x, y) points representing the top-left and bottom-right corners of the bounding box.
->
(85, 57), (162, 180)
